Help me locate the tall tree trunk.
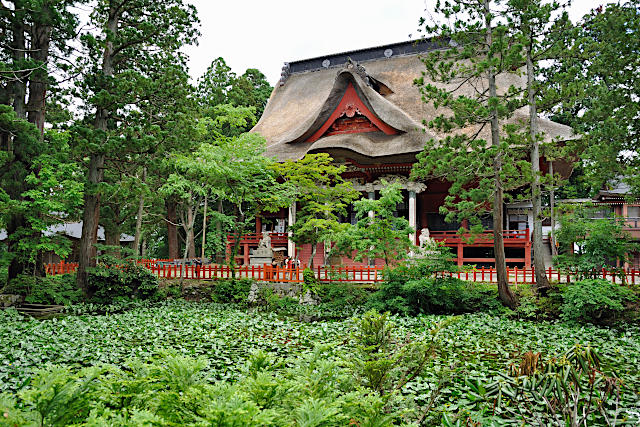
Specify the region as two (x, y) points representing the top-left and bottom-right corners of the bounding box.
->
(104, 227), (120, 259)
(77, 154), (105, 293)
(133, 168), (146, 257)
(10, 1), (26, 119)
(186, 204), (196, 259)
(215, 199), (224, 263)
(26, 3), (52, 136)
(166, 198), (179, 259)
(23, 3), (53, 278)
(549, 161), (558, 257)
(179, 222), (191, 287)
(141, 238), (147, 259)
(201, 194), (208, 260)
(6, 2), (28, 281)
(309, 242), (317, 269)
(526, 42), (551, 290)
(485, 0), (516, 309)
(77, 7), (118, 296)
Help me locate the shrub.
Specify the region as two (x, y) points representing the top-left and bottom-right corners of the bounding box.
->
(314, 283), (369, 308)
(302, 267), (318, 288)
(561, 279), (637, 324)
(2, 349), (398, 426)
(208, 278), (252, 304)
(350, 310), (444, 396)
(2, 273), (82, 305)
(257, 288), (299, 312)
(368, 268), (500, 315)
(87, 262), (159, 304)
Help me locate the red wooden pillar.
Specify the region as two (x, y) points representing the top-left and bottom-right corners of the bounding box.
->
(243, 243), (249, 266)
(457, 243), (463, 266)
(524, 242), (532, 269)
(256, 216), (262, 233)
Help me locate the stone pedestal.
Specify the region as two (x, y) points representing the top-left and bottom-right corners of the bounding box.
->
(249, 247), (273, 265)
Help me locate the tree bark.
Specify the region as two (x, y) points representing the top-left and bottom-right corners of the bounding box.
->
(166, 198), (179, 259)
(104, 226), (120, 258)
(6, 1), (28, 281)
(485, 0), (517, 309)
(186, 203), (196, 259)
(77, 154), (105, 294)
(23, 2), (53, 278)
(26, 3), (52, 136)
(10, 1), (26, 119)
(133, 168), (146, 257)
(309, 242), (317, 269)
(215, 198), (224, 263)
(77, 6), (118, 296)
(526, 40), (551, 290)
(201, 194), (208, 260)
(549, 161), (558, 257)
(141, 238), (147, 259)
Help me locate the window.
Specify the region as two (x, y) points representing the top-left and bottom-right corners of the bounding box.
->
(508, 214), (528, 230)
(427, 213), (460, 231)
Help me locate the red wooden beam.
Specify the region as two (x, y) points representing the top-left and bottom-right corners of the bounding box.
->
(306, 83), (399, 143)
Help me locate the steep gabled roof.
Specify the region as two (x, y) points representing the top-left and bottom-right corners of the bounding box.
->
(254, 39), (575, 163)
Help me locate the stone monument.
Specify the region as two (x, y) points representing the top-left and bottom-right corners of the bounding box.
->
(249, 231), (273, 265)
(419, 228), (435, 249)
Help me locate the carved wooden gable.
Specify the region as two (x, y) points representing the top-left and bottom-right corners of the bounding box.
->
(305, 82), (399, 143)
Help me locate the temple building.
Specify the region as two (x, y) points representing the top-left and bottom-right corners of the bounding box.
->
(235, 39), (575, 267)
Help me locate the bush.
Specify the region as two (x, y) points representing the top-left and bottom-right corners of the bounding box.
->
(87, 262), (159, 304)
(208, 278), (252, 304)
(561, 279), (637, 324)
(368, 267), (501, 315)
(2, 273), (82, 305)
(302, 267), (318, 288)
(1, 349), (397, 426)
(258, 288), (299, 312)
(314, 283), (369, 308)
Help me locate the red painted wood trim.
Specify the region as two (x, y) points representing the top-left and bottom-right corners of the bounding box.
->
(306, 83), (398, 143)
(346, 158), (413, 170)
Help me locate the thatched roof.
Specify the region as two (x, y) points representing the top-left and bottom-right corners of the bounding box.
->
(253, 39), (575, 163)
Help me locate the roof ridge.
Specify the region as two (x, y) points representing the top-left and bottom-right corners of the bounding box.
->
(279, 37), (449, 81)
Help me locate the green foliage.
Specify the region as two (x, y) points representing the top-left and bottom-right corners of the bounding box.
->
(350, 310), (443, 397)
(273, 153), (358, 267)
(547, 1), (640, 195)
(331, 181), (414, 265)
(561, 279), (637, 324)
(554, 204), (639, 278)
(164, 133), (293, 270)
(368, 248), (497, 316)
(0, 106), (83, 281)
(207, 278), (252, 304)
(469, 344), (626, 426)
(412, 0), (532, 231)
(87, 262), (159, 304)
(157, 283), (182, 300)
(2, 347), (397, 426)
(313, 283), (369, 312)
(302, 267), (318, 288)
(2, 274), (82, 306)
(0, 302), (639, 423)
(257, 288), (299, 313)
(369, 271), (500, 316)
(197, 58), (272, 136)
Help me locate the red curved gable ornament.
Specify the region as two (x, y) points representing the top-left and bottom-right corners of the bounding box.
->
(305, 83), (399, 143)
